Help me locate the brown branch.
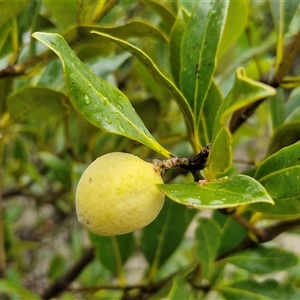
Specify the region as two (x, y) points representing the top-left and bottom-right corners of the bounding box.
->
(41, 246), (95, 300)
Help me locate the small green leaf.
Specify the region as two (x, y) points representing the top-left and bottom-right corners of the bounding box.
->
(217, 0), (248, 59)
(221, 246), (298, 274)
(48, 254), (67, 281)
(211, 68), (276, 174)
(267, 122), (300, 155)
(167, 276), (193, 299)
(251, 142), (300, 216)
(141, 0), (176, 28)
(269, 88), (285, 129)
(39, 152), (72, 186)
(32, 32), (171, 158)
(210, 127), (232, 175)
(90, 233), (134, 276)
(195, 218), (222, 279)
(92, 31), (194, 138)
(158, 175), (274, 209)
(169, 8), (189, 87)
(213, 211), (248, 257)
(197, 80), (223, 148)
(141, 199), (196, 279)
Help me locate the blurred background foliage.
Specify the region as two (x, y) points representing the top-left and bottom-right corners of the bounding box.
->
(1, 0), (300, 299)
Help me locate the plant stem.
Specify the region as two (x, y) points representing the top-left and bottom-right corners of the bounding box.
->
(153, 144), (211, 175)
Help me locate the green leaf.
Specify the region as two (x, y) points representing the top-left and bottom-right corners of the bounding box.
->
(169, 8), (189, 87)
(167, 276), (193, 299)
(0, 279), (41, 300)
(32, 32), (171, 158)
(39, 152), (72, 186)
(43, 0), (78, 30)
(267, 122), (300, 155)
(90, 233), (135, 276)
(221, 246), (298, 274)
(209, 127), (232, 175)
(91, 31), (194, 139)
(141, 199), (196, 279)
(251, 142), (300, 216)
(211, 68), (276, 174)
(48, 254), (67, 281)
(269, 88), (285, 129)
(285, 87), (300, 119)
(64, 21), (168, 46)
(158, 174), (274, 209)
(195, 218), (222, 279)
(141, 0), (176, 28)
(213, 211), (248, 257)
(7, 87), (67, 123)
(269, 1), (299, 71)
(197, 80), (223, 148)
(180, 0), (228, 149)
(217, 0), (248, 59)
(217, 279), (300, 300)
(216, 282), (273, 300)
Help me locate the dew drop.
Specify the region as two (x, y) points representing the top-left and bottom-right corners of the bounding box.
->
(105, 117), (111, 124)
(84, 95), (91, 104)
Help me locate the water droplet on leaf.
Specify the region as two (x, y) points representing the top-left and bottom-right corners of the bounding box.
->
(84, 95), (91, 104)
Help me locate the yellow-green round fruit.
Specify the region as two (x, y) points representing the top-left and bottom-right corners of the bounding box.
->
(76, 152), (165, 236)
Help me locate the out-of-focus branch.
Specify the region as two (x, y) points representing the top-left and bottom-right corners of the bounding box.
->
(41, 246), (95, 300)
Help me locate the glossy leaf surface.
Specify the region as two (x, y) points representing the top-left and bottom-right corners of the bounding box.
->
(32, 32), (171, 157)
(251, 142), (300, 215)
(217, 0), (248, 59)
(267, 122), (300, 155)
(180, 0), (228, 150)
(197, 80), (223, 148)
(92, 31), (194, 137)
(169, 8), (188, 87)
(180, 0), (228, 114)
(158, 175), (274, 209)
